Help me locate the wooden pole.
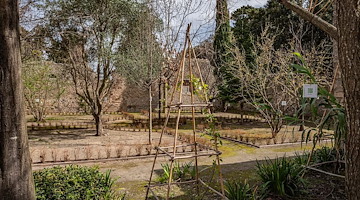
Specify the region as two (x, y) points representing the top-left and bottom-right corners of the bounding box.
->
(166, 24), (190, 200)
(188, 33), (200, 195)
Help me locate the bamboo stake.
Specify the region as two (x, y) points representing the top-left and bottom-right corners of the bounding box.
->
(145, 27), (187, 199)
(189, 35), (226, 199)
(188, 35), (200, 195)
(166, 24), (191, 200)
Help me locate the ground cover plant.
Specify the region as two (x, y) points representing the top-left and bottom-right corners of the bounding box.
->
(256, 156), (306, 197)
(225, 180), (255, 200)
(34, 165), (123, 200)
(157, 161), (196, 184)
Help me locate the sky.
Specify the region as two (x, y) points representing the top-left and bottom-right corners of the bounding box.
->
(170, 0), (268, 48)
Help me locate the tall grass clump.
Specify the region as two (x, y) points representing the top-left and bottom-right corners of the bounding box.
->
(157, 161), (195, 183)
(256, 157), (305, 197)
(225, 180), (255, 200)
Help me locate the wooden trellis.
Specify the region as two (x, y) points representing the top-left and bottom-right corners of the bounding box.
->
(145, 24), (226, 200)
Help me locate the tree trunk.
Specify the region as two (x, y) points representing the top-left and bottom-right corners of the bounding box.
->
(158, 77), (162, 121)
(0, 0), (36, 199)
(148, 84), (153, 145)
(336, 1), (360, 199)
(164, 80), (168, 114)
(94, 113), (103, 136)
(332, 2), (343, 102)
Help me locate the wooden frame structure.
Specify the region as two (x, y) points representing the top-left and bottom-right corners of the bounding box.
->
(145, 24), (226, 200)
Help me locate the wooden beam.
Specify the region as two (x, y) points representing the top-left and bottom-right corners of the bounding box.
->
(306, 166), (345, 179)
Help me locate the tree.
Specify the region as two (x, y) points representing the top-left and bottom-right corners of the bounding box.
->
(152, 0), (211, 113)
(336, 1), (360, 198)
(237, 26), (331, 138)
(118, 3), (163, 144)
(232, 0), (332, 65)
(213, 0), (241, 108)
(43, 0), (138, 136)
(278, 0), (360, 198)
(22, 61), (66, 121)
(0, 0), (35, 198)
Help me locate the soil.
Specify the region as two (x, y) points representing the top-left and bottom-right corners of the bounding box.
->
(28, 113), (342, 200)
(29, 129), (177, 163)
(31, 129), (333, 200)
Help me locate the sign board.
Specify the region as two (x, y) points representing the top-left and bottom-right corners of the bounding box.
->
(303, 84), (318, 98)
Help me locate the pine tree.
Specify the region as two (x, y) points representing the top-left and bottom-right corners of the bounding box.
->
(213, 0), (241, 107)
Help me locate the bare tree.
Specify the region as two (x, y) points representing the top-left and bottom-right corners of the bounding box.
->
(237, 26), (331, 138)
(0, 0), (35, 198)
(151, 0), (213, 113)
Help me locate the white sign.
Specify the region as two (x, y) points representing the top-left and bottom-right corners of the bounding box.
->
(303, 84), (318, 98)
(281, 101), (287, 106)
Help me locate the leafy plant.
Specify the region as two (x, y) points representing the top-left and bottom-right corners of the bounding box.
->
(204, 114), (222, 147)
(190, 76), (209, 101)
(288, 53), (346, 165)
(34, 165), (123, 200)
(312, 146), (342, 164)
(293, 151), (310, 166)
(256, 157), (305, 197)
(157, 161), (195, 183)
(225, 180), (255, 200)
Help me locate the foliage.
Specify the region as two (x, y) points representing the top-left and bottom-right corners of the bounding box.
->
(34, 165), (123, 200)
(213, 0), (242, 105)
(117, 2), (163, 88)
(232, 0), (332, 65)
(225, 180), (255, 200)
(256, 157), (305, 197)
(190, 76), (209, 101)
(204, 114), (222, 147)
(237, 27), (331, 138)
(287, 53), (346, 159)
(22, 61), (67, 121)
(312, 146), (343, 164)
(293, 151), (310, 166)
(42, 0), (142, 135)
(157, 161), (195, 183)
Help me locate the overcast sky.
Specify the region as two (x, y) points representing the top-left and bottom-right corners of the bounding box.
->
(172, 0), (268, 48)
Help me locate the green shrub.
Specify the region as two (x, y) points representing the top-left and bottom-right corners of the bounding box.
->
(157, 161), (195, 183)
(293, 151), (310, 166)
(312, 146), (340, 164)
(34, 165), (122, 200)
(225, 180), (254, 200)
(256, 157), (305, 197)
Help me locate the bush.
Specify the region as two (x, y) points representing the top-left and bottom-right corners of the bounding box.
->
(34, 165), (122, 200)
(293, 151), (310, 166)
(225, 180), (254, 200)
(256, 157), (305, 197)
(312, 146), (343, 164)
(157, 161), (195, 183)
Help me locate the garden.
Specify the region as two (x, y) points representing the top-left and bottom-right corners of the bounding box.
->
(1, 0), (357, 199)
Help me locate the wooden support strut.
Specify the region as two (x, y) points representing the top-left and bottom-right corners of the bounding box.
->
(145, 23), (225, 200)
(166, 103), (213, 108)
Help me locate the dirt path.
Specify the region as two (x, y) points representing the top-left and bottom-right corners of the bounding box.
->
(85, 141), (327, 182)
(30, 128), (331, 200)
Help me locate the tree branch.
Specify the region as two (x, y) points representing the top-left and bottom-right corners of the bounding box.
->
(278, 0), (338, 40)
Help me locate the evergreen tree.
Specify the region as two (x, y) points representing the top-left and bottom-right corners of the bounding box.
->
(213, 0), (241, 107)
